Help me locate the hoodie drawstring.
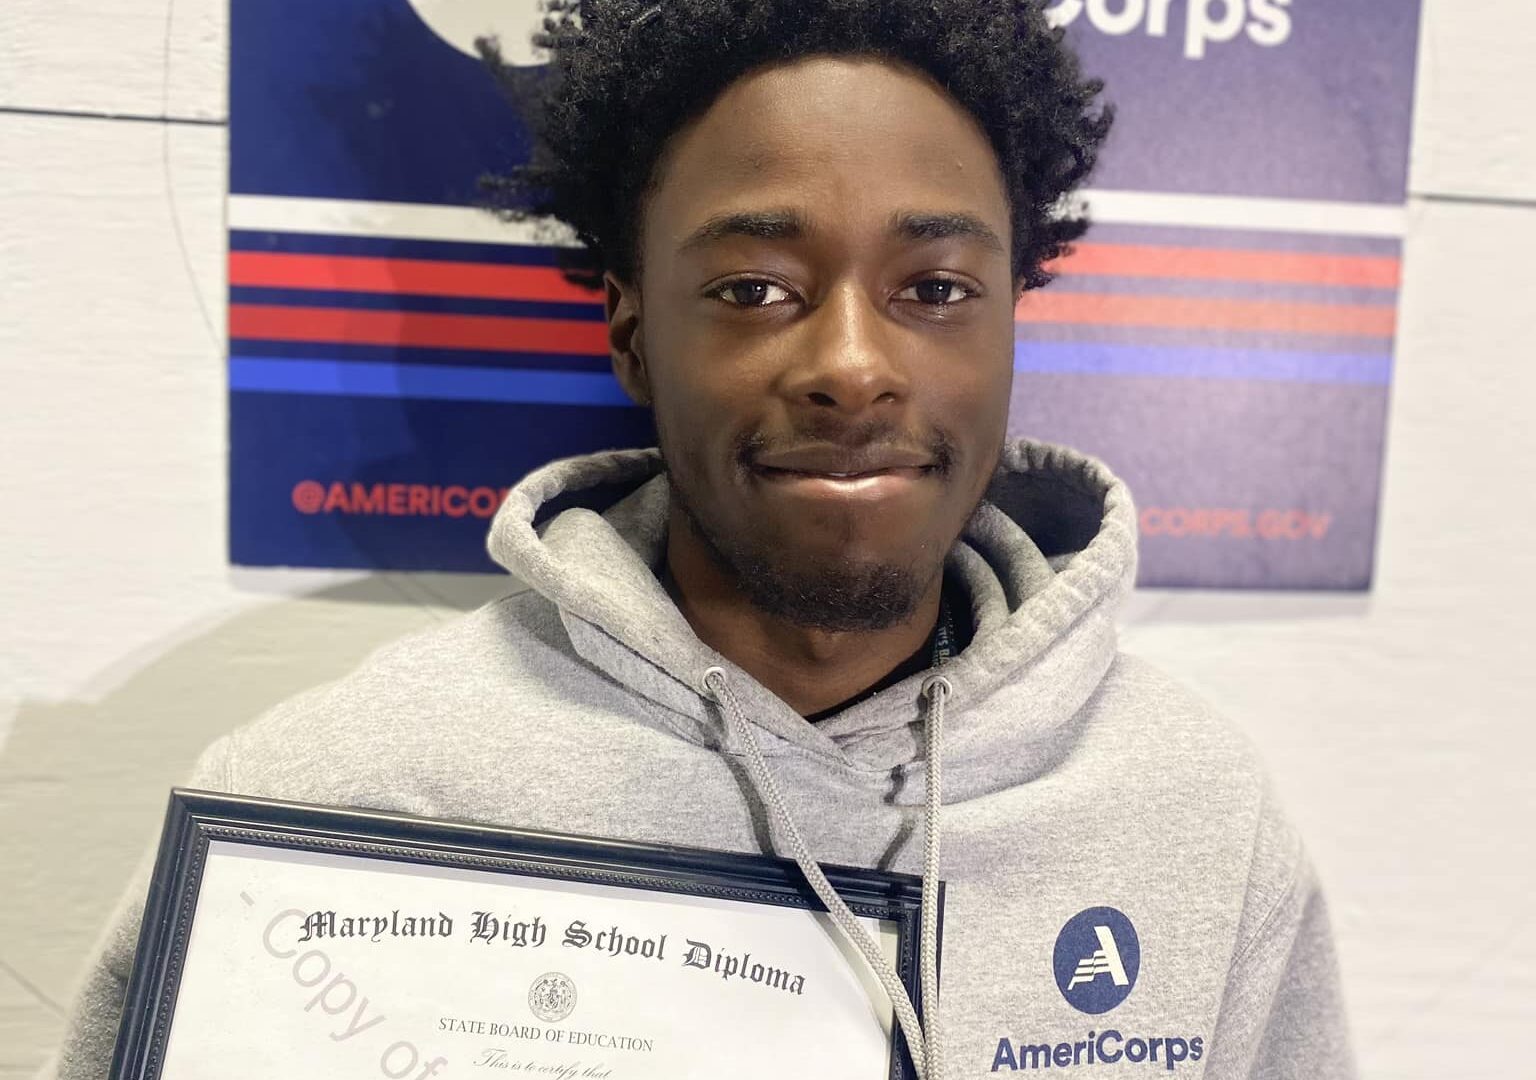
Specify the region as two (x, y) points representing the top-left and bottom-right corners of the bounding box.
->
(918, 672), (949, 1080)
(702, 666), (950, 1080)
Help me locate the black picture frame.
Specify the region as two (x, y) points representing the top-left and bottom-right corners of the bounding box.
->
(111, 788), (939, 1080)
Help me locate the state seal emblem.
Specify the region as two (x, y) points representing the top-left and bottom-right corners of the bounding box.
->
(528, 971), (577, 1022)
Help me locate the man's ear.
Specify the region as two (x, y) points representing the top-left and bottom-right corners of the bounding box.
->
(604, 271), (652, 407)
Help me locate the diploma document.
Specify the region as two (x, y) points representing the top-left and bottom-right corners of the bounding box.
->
(111, 791), (937, 1080)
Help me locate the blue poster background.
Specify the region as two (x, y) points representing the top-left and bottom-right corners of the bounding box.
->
(229, 0), (1422, 586)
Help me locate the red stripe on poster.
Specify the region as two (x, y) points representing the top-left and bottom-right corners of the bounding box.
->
(1051, 243), (1400, 288)
(229, 305), (609, 354)
(1014, 293), (1397, 337)
(228, 253), (601, 304)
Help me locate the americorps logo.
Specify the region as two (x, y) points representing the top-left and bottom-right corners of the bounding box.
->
(990, 906), (1205, 1073)
(1054, 907), (1140, 1014)
(991, 1030), (1206, 1073)
(1044, 0), (1293, 60)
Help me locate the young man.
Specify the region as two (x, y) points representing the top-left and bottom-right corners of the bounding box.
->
(47, 2), (1352, 1077)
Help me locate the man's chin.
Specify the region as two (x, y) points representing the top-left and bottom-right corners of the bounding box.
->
(671, 478), (943, 631)
(728, 551), (932, 633)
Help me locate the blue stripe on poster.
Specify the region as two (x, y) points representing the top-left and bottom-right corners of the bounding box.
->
(1013, 342), (1392, 385)
(231, 346), (1391, 407)
(1048, 274), (1399, 307)
(1015, 323), (1393, 356)
(228, 339), (613, 373)
(230, 358), (635, 407)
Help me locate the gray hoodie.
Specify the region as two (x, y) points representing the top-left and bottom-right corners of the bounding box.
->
(45, 439), (1352, 1079)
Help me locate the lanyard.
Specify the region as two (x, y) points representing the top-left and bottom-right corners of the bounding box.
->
(930, 591), (959, 667)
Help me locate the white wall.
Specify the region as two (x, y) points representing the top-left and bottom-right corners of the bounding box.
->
(2, 1), (1533, 1075)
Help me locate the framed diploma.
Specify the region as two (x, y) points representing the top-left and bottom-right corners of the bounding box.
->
(111, 790), (937, 1080)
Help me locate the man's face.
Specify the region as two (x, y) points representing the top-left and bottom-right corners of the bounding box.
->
(611, 56), (1017, 629)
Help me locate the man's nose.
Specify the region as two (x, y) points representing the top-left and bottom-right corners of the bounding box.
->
(781, 282), (910, 414)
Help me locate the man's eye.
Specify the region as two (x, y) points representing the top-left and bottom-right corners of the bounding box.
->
(897, 278), (977, 305)
(712, 280), (794, 306)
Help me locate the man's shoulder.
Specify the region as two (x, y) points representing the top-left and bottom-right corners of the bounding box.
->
(344, 585), (566, 682)
(1060, 651), (1304, 864)
(213, 587), (596, 782)
(1089, 649), (1311, 913)
(1092, 650), (1263, 770)
(281, 586), (563, 695)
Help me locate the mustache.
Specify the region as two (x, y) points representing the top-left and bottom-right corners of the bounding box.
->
(733, 419), (958, 477)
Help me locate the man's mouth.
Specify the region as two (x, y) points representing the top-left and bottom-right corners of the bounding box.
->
(756, 466), (928, 479)
(750, 443), (937, 476)
(749, 459), (934, 501)
(738, 437), (950, 502)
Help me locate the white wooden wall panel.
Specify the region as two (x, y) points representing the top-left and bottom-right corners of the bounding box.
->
(0, 113), (238, 709)
(0, 0), (227, 120)
(1410, 0), (1536, 200)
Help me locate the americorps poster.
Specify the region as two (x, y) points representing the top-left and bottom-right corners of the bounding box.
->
(228, 0), (1422, 588)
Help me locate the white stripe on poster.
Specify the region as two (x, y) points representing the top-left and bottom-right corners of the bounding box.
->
(228, 189), (1408, 244)
(227, 195), (580, 246)
(1075, 189), (1407, 238)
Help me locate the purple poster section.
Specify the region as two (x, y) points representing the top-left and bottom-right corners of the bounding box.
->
(228, 0), (1423, 587)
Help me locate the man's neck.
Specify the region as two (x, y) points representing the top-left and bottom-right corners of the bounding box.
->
(663, 510), (943, 718)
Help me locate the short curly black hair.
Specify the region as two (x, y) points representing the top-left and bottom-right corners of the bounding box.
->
(481, 0), (1112, 291)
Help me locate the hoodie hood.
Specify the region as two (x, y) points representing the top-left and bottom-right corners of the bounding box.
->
(487, 438), (1137, 802)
